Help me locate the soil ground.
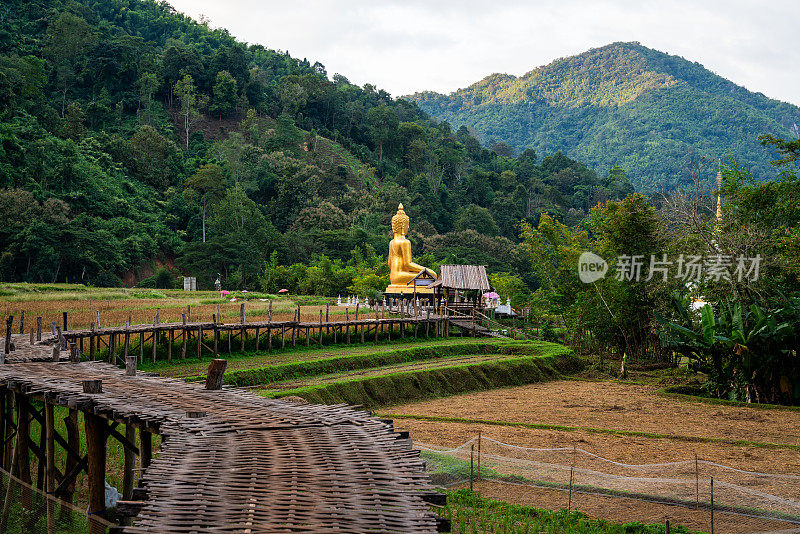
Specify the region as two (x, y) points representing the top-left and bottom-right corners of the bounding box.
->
(386, 379), (800, 533)
(389, 380), (800, 448)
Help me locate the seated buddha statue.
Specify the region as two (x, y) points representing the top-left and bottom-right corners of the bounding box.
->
(386, 203), (436, 293)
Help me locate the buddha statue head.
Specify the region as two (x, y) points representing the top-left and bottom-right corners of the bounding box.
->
(391, 203), (410, 237)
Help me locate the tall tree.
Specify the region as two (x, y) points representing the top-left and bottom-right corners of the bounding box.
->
(210, 70), (238, 119)
(173, 75), (206, 149)
(366, 105), (398, 165)
(44, 13), (96, 116)
(184, 164), (226, 242)
(137, 72), (160, 125)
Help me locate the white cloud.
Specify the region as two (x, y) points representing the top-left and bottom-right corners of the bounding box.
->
(168, 0), (800, 106)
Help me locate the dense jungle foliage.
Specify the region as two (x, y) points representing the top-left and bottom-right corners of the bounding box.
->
(0, 0), (634, 290)
(522, 135), (800, 404)
(408, 42), (800, 192)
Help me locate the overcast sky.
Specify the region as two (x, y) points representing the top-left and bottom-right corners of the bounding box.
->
(168, 0), (800, 107)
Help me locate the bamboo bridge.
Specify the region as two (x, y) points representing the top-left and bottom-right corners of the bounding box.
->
(0, 323), (447, 533)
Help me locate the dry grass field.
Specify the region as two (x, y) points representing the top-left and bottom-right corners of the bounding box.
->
(385, 380), (800, 533)
(0, 283), (361, 331)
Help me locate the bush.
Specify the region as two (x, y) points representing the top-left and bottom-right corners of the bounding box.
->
(139, 268), (179, 289)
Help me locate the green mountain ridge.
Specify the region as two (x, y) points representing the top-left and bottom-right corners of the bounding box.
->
(0, 0), (634, 288)
(406, 42), (800, 191)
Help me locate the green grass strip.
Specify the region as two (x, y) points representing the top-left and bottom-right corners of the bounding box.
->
(261, 349), (582, 408)
(187, 343), (528, 387)
(186, 340), (558, 386)
(379, 413), (800, 452)
(442, 489), (693, 534)
(143, 336), (501, 375)
(657, 386), (800, 412)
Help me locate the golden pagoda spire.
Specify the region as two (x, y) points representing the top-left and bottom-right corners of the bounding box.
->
(715, 159), (723, 223)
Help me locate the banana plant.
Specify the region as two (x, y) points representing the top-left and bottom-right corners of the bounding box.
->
(656, 291), (799, 404)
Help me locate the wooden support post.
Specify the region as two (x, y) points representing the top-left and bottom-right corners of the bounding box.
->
(29, 328), (33, 344)
(255, 327), (260, 351)
(83, 380), (102, 394)
(168, 329), (173, 362)
(89, 324), (96, 361)
(269, 300), (273, 322)
(216, 304), (221, 324)
(139, 331), (144, 363)
(69, 342), (79, 363)
(181, 314), (187, 359)
(325, 304), (330, 335)
(240, 302), (245, 324)
(3, 316), (12, 358)
(227, 329), (231, 354)
(155, 308), (160, 325)
(281, 324), (286, 349)
(1, 391), (9, 472)
(122, 424), (135, 500)
(15, 396), (32, 509)
(36, 411), (46, 491)
(197, 327), (202, 357)
(152, 320), (157, 363)
(205, 359), (227, 390)
(125, 331), (135, 376)
(292, 304), (300, 347)
(140, 430), (152, 473)
(60, 409), (79, 519)
(213, 325), (219, 357)
(96, 310), (101, 329)
(268, 327), (272, 351)
(18, 310), (24, 335)
(111, 333), (117, 365)
(426, 307), (431, 337)
(345, 308), (351, 344)
(319, 310), (324, 345)
(45, 401), (56, 534)
(37, 316), (42, 342)
(62, 311), (67, 332)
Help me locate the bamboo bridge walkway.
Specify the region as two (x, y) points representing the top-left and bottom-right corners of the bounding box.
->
(5, 300), (499, 367)
(0, 328), (445, 533)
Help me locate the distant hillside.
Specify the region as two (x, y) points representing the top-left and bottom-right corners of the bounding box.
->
(407, 42), (800, 191)
(0, 0), (634, 289)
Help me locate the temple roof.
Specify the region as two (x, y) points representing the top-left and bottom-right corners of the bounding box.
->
(436, 265), (491, 291)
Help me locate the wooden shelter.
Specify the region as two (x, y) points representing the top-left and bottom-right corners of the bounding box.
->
(430, 265), (491, 310)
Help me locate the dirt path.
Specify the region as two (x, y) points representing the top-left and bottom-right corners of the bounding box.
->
(257, 352), (518, 391)
(157, 338), (496, 378)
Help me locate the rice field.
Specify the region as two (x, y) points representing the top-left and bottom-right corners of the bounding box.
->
(0, 283), (359, 331)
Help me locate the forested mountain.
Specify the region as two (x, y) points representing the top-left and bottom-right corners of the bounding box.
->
(407, 42), (800, 192)
(0, 0), (633, 290)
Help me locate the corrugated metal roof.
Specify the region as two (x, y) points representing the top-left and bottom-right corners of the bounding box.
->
(438, 265), (491, 290)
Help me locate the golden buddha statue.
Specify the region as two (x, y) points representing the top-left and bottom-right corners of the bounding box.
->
(386, 203), (436, 294)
